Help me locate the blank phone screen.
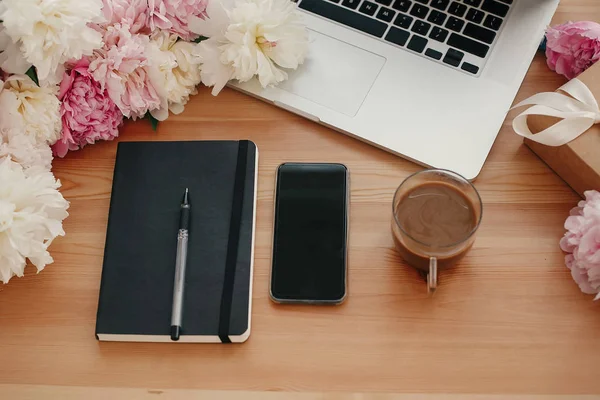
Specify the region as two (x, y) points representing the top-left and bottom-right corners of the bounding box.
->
(271, 163), (348, 302)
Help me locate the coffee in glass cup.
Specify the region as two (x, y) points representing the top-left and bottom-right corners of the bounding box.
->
(392, 169), (483, 293)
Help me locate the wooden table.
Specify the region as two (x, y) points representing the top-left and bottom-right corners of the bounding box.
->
(2, 2), (600, 399)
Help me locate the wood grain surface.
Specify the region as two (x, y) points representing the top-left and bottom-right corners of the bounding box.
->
(1, 1), (600, 398)
(2, 385), (600, 400)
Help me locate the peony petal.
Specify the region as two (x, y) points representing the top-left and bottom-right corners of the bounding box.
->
(150, 105), (169, 121)
(188, 0), (231, 38)
(197, 39), (234, 96)
(255, 50), (287, 87)
(169, 102), (185, 115)
(0, 29), (32, 74)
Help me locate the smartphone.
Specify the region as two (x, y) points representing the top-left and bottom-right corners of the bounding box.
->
(270, 163), (349, 304)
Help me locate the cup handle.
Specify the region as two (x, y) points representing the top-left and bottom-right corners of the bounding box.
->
(428, 257), (438, 294)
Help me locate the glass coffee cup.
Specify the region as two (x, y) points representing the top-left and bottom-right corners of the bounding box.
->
(392, 169), (483, 293)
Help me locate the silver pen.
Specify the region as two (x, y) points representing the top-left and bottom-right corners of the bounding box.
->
(170, 188), (190, 341)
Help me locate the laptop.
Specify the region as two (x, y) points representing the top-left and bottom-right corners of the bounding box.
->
(231, 0), (560, 179)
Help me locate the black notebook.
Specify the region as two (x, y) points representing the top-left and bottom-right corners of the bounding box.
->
(95, 140), (258, 343)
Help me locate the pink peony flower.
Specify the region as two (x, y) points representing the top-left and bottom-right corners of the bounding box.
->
(148, 0), (208, 41)
(89, 23), (165, 120)
(101, 0), (150, 34)
(52, 59), (123, 157)
(560, 190), (600, 300)
(545, 21), (600, 80)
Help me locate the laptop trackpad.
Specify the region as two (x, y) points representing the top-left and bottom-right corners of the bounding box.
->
(278, 30), (386, 117)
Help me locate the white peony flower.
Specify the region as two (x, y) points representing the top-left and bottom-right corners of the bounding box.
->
(0, 0), (104, 85)
(0, 126), (53, 173)
(0, 157), (69, 284)
(0, 75), (62, 145)
(189, 0), (308, 95)
(147, 31), (203, 120)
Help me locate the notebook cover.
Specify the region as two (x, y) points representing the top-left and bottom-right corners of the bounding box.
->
(95, 140), (257, 342)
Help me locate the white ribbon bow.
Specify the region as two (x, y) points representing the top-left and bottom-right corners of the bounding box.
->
(512, 78), (600, 147)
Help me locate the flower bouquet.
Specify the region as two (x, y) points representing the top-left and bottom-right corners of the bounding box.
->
(0, 0), (308, 283)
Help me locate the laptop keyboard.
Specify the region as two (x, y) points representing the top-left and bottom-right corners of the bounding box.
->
(297, 0), (514, 76)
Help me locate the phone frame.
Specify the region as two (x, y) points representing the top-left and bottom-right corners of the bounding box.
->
(269, 162), (350, 305)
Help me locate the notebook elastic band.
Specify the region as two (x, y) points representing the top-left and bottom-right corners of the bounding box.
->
(218, 140), (249, 343)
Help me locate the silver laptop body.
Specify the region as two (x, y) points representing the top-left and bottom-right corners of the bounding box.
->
(232, 0), (560, 179)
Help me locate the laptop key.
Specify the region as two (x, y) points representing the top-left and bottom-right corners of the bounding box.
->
(483, 15), (503, 31)
(429, 26), (449, 42)
(427, 10), (447, 25)
(466, 8), (484, 24)
(481, 0), (509, 17)
(299, 0), (388, 37)
(376, 0), (393, 6)
(392, 0), (411, 11)
(407, 35), (428, 53)
(464, 22), (496, 44)
(448, 2), (466, 17)
(410, 4), (429, 18)
(394, 13), (414, 29)
(430, 0), (449, 10)
(411, 20), (431, 35)
(376, 7), (396, 22)
(445, 16), (464, 32)
(497, 0), (512, 3)
(342, 0), (360, 10)
(461, 62), (480, 74)
(359, 1), (379, 16)
(443, 48), (464, 67)
(425, 48), (443, 60)
(385, 27), (411, 46)
(414, 0), (429, 3)
(463, 0), (482, 6)
(447, 32), (490, 57)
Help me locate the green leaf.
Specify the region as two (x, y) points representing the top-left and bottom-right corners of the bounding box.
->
(193, 36), (209, 43)
(146, 113), (159, 131)
(25, 66), (39, 86)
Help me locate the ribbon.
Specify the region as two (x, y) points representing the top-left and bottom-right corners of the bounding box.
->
(512, 78), (600, 147)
